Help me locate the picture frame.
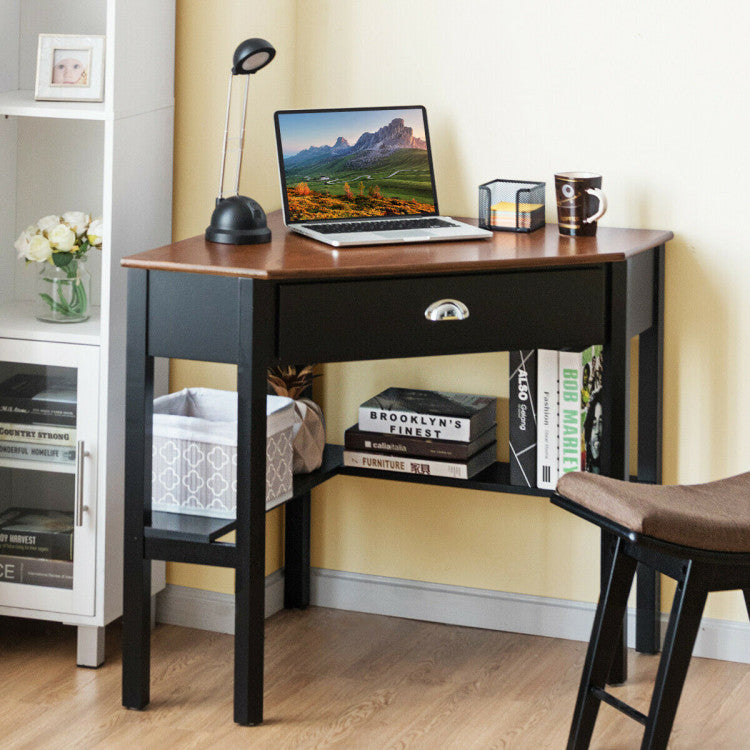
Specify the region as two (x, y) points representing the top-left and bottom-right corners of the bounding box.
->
(34, 34), (105, 103)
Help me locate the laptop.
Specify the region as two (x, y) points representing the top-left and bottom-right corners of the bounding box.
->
(274, 105), (492, 247)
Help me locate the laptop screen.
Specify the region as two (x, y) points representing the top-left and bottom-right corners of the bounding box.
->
(274, 106), (439, 224)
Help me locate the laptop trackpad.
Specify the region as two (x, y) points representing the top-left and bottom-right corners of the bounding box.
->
(375, 230), (432, 240)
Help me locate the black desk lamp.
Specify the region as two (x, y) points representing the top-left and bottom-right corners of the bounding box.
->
(205, 38), (276, 244)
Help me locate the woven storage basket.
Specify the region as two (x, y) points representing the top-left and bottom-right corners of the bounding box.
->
(151, 388), (294, 518)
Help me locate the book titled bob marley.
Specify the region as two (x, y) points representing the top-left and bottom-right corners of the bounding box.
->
(359, 387), (496, 443)
(558, 344), (604, 476)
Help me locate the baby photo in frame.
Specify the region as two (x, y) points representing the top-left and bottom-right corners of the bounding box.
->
(35, 34), (105, 102)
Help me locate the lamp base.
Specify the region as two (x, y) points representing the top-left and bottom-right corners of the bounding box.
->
(205, 195), (272, 244)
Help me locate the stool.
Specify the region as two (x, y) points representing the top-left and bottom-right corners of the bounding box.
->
(553, 470), (750, 750)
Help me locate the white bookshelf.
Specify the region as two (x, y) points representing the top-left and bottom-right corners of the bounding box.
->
(0, 0), (174, 666)
(0, 89), (108, 120)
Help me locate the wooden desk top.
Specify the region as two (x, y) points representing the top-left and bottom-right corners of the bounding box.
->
(122, 211), (672, 280)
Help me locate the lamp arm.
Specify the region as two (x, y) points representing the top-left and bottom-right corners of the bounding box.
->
(217, 73), (234, 201)
(233, 74), (251, 196)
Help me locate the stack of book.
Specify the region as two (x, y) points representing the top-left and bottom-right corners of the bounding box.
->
(0, 507), (74, 589)
(0, 372), (77, 466)
(0, 373), (77, 589)
(509, 346), (604, 490)
(343, 387), (497, 479)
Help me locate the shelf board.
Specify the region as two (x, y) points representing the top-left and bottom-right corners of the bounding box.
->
(0, 457), (75, 473)
(292, 443), (343, 496)
(147, 512), (236, 544)
(0, 90), (109, 120)
(143, 456), (341, 548)
(324, 444), (552, 497)
(143, 445), (550, 550)
(0, 302), (100, 345)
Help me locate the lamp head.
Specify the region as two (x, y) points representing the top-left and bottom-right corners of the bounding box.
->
(232, 38), (276, 75)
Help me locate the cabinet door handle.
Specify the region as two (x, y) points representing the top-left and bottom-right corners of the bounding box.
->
(424, 299), (470, 321)
(75, 440), (90, 527)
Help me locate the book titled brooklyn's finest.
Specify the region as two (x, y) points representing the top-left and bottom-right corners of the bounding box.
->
(343, 442), (496, 480)
(0, 507), (74, 561)
(358, 387), (496, 442)
(344, 423), (496, 461)
(0, 422), (75, 446)
(0, 373), (76, 426)
(0, 554), (73, 589)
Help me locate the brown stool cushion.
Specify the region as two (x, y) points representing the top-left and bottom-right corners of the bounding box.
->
(556, 471), (750, 552)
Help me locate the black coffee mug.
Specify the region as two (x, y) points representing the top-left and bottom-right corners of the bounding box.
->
(555, 172), (607, 237)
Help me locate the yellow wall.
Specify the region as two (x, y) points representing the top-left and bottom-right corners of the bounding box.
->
(170, 1), (750, 620)
(167, 0), (297, 590)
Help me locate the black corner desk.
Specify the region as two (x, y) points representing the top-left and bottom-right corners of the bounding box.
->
(121, 212), (672, 725)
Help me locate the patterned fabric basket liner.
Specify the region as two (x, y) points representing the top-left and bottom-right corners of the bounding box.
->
(152, 388), (294, 518)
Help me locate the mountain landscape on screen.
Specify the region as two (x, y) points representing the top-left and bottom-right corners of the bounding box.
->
(281, 116), (436, 221)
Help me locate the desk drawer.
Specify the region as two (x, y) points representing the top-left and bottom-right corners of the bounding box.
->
(278, 268), (606, 363)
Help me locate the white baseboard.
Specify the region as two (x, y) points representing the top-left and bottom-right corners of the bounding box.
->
(156, 567), (750, 664)
(155, 569), (285, 634)
(311, 567), (597, 641)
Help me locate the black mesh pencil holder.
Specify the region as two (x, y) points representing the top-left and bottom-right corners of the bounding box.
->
(478, 179), (545, 233)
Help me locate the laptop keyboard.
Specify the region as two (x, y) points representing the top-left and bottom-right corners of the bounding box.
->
(305, 217), (457, 234)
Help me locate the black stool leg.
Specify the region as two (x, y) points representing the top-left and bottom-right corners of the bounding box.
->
(567, 537), (637, 750)
(641, 562), (707, 750)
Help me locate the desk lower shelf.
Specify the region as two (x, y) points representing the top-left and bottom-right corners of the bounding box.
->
(143, 444), (551, 565)
(332, 445), (554, 497)
(148, 512), (236, 543)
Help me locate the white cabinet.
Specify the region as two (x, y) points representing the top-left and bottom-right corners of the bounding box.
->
(0, 0), (174, 665)
(0, 340), (98, 617)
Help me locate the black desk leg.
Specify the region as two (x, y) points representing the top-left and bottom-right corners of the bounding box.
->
(284, 492), (311, 609)
(599, 530), (627, 685)
(234, 279), (274, 726)
(602, 261), (631, 684)
(635, 244), (666, 654)
(122, 269), (154, 710)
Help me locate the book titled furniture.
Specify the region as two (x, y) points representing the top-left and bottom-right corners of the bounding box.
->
(121, 211), (671, 725)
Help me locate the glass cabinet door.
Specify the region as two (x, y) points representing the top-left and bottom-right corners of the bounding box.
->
(0, 338), (98, 617)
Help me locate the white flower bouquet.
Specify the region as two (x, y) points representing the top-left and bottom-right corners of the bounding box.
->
(15, 212), (103, 322)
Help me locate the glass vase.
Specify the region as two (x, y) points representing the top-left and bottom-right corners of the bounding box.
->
(36, 257), (91, 323)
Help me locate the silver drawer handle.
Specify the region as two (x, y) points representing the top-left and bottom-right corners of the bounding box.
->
(424, 299), (470, 321)
(75, 440), (90, 527)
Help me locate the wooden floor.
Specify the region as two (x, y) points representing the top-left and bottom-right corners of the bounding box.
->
(2, 608), (749, 749)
